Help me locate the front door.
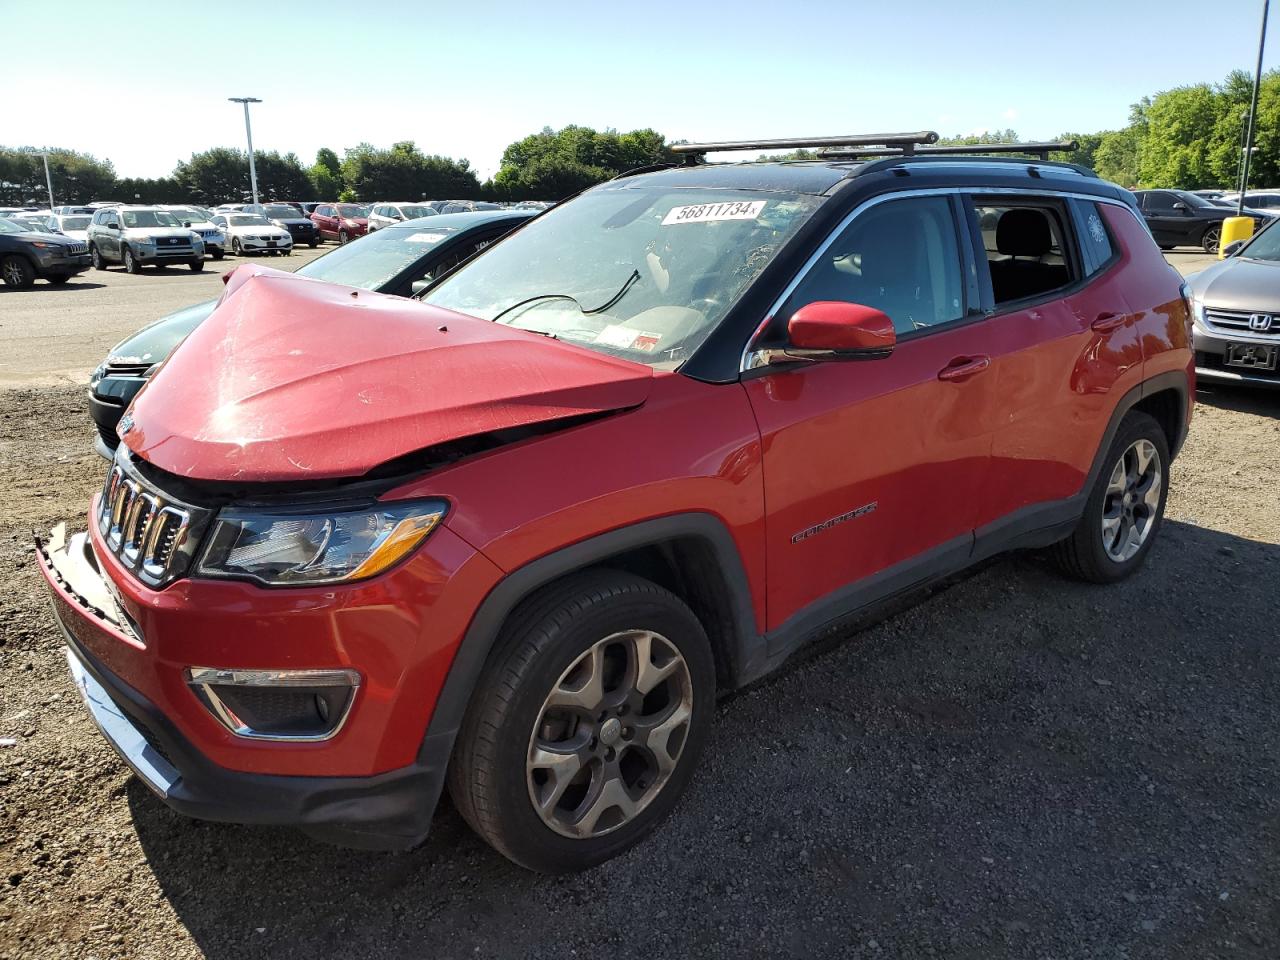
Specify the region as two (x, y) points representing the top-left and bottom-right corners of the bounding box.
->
(744, 194), (997, 633)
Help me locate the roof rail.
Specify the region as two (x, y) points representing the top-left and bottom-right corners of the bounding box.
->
(671, 131), (940, 165)
(819, 140), (1079, 162)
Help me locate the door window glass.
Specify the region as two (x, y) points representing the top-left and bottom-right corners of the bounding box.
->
(777, 196), (965, 335)
(974, 203), (1076, 305)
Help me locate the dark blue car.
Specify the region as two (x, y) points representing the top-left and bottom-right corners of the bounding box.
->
(88, 210), (534, 454)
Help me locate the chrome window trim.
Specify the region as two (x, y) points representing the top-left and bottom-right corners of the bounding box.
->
(739, 187), (1137, 372)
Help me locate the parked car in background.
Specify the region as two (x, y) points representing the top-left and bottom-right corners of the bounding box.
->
(0, 216), (92, 287)
(53, 205), (97, 216)
(296, 202), (322, 216)
(1185, 218), (1280, 389)
(87, 207), (205, 273)
(1133, 189), (1273, 253)
(311, 202), (369, 243)
(87, 210), (533, 452)
(243, 203), (320, 247)
(1218, 191), (1280, 211)
(53, 213), (93, 242)
(367, 202), (437, 231)
(10, 213), (58, 234)
(163, 206), (226, 259)
(437, 199), (503, 214)
(48, 144), (1191, 873)
(211, 212), (293, 257)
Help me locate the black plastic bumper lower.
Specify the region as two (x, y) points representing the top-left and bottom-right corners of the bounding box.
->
(58, 619), (449, 851)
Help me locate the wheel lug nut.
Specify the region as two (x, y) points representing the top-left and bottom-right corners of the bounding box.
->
(605, 747), (616, 761)
(622, 727), (632, 740)
(618, 704), (629, 716)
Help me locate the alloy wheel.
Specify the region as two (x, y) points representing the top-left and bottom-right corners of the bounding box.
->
(526, 629), (693, 840)
(1203, 226), (1221, 254)
(1101, 438), (1162, 562)
(2, 260), (23, 286)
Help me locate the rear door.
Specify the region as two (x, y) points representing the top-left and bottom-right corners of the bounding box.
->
(1141, 191), (1183, 245)
(743, 193), (997, 632)
(964, 195), (1143, 543)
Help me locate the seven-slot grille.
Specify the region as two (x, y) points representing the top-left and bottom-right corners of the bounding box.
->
(96, 460), (201, 587)
(64, 241), (88, 255)
(1204, 308), (1280, 336)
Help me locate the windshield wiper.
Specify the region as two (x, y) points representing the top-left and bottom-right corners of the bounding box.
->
(491, 269), (641, 325)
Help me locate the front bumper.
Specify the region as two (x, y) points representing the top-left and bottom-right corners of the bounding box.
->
(238, 237), (292, 253)
(1192, 321), (1280, 389)
(36, 514), (501, 847)
(136, 247), (202, 262)
(36, 253), (91, 277)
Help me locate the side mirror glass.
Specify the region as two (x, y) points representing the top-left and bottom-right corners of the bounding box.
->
(1222, 238), (1247, 257)
(183, 221), (192, 228)
(106, 221), (119, 230)
(410, 278), (431, 295)
(1172, 202), (1188, 211)
(779, 301), (896, 362)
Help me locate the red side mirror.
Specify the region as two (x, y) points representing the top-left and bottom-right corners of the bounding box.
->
(785, 301), (896, 359)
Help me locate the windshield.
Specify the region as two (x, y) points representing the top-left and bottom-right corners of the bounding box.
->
(229, 215), (272, 227)
(167, 208), (204, 223)
(0, 218), (29, 235)
(17, 217), (53, 231)
(121, 210), (181, 229)
(398, 205), (434, 219)
(58, 216), (91, 230)
(1238, 220), (1280, 262)
(263, 205), (299, 219)
(337, 204), (369, 218)
(422, 186), (820, 368)
(294, 225), (457, 289)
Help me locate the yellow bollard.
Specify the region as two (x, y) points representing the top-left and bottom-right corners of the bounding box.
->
(1219, 216), (1255, 258)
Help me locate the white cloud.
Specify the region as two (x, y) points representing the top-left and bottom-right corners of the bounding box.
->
(1002, 107), (1019, 121)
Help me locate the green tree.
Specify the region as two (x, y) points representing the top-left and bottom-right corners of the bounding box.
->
(493, 125), (673, 199)
(252, 150), (313, 200)
(339, 141), (481, 200)
(1093, 128), (1142, 187)
(115, 176), (184, 204)
(309, 147), (342, 199)
(1056, 132), (1105, 171)
(174, 147), (251, 204)
(0, 147), (116, 204)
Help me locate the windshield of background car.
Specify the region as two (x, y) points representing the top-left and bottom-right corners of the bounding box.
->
(168, 208), (204, 223)
(337, 204), (368, 218)
(121, 210), (181, 228)
(1180, 193), (1215, 209)
(229, 215), (273, 227)
(399, 205), (434, 219)
(1239, 221), (1280, 262)
(293, 224), (458, 289)
(422, 186), (820, 368)
(59, 216), (91, 230)
(0, 219), (28, 235)
(263, 205), (299, 219)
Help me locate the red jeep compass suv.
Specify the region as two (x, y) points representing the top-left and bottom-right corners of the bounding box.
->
(39, 133), (1193, 873)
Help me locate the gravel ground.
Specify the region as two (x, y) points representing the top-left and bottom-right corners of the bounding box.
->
(0, 381), (1277, 960)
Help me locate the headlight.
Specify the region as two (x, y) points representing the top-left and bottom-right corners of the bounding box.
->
(1189, 293), (1205, 327)
(138, 238), (156, 248)
(196, 500), (447, 586)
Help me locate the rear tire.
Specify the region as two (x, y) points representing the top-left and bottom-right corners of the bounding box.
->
(189, 259), (204, 272)
(123, 247), (141, 274)
(1, 255), (35, 289)
(1050, 410), (1169, 584)
(47, 274), (71, 285)
(211, 250), (224, 261)
(232, 238), (243, 257)
(448, 570), (715, 873)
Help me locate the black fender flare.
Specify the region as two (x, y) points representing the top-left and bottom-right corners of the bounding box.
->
(419, 513), (761, 762)
(1083, 369), (1190, 494)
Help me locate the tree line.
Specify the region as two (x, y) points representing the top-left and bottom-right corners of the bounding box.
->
(0, 126), (673, 206)
(3, 69), (1278, 207)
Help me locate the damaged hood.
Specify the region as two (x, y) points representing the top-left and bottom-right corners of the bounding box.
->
(123, 265), (653, 481)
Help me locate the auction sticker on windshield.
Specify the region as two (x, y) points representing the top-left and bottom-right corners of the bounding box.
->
(662, 200), (766, 225)
(594, 325), (662, 352)
(406, 233), (449, 243)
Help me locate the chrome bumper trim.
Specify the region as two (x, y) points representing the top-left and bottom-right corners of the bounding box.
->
(64, 645), (178, 798)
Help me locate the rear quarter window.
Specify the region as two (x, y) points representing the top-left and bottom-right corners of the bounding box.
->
(1071, 200), (1117, 276)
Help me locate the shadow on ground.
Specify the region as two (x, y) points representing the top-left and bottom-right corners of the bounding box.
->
(132, 520), (1280, 960)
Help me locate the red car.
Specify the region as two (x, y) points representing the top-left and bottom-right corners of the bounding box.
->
(310, 202), (369, 243)
(39, 134), (1192, 874)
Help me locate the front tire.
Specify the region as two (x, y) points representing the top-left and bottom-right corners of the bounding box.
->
(338, 229), (349, 245)
(232, 238), (243, 257)
(1050, 410), (1169, 583)
(1, 255), (35, 289)
(47, 274), (71, 285)
(211, 249), (224, 261)
(90, 244), (107, 270)
(448, 570), (715, 873)
(123, 247), (141, 274)
(1202, 225), (1221, 254)
(189, 259), (204, 272)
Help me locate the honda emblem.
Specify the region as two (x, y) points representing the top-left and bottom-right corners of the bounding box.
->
(1249, 314), (1273, 332)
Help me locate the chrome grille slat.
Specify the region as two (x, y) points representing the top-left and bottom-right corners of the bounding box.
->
(1205, 308), (1280, 336)
(95, 452), (206, 588)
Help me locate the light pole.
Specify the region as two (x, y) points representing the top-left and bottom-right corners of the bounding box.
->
(1237, 0), (1270, 216)
(37, 152), (55, 211)
(228, 97), (262, 205)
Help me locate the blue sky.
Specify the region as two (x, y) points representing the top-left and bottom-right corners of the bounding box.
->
(7, 0), (1279, 181)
